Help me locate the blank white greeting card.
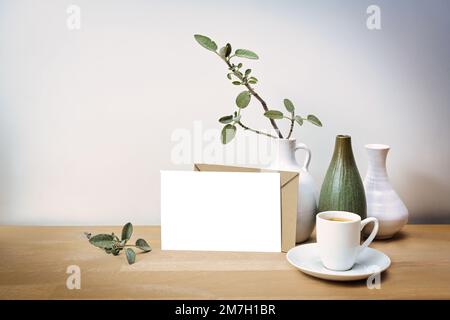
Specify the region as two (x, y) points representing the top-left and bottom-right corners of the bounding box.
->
(160, 171), (281, 252)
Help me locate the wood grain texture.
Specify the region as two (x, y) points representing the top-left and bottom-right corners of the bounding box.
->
(0, 225), (449, 300)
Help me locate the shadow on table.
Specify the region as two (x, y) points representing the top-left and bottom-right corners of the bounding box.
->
(376, 230), (409, 242)
(299, 268), (392, 289)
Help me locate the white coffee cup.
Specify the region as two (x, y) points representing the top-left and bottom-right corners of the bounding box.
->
(316, 211), (379, 271)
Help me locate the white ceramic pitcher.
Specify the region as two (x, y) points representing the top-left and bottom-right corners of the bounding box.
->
(266, 139), (318, 243)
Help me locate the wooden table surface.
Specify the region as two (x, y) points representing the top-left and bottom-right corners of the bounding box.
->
(0, 225), (449, 300)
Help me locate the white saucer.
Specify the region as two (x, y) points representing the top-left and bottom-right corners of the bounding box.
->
(286, 243), (391, 281)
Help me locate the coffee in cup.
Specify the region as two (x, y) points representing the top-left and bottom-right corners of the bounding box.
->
(324, 217), (353, 222)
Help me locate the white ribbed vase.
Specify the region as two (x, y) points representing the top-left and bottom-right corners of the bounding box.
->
(363, 144), (408, 239)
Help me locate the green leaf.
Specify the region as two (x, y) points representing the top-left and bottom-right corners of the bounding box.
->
(121, 222), (133, 241)
(235, 49), (259, 59)
(284, 99), (295, 113)
(295, 116), (304, 126)
(194, 34), (217, 52)
(221, 124), (237, 144)
(218, 115), (234, 124)
(237, 63), (243, 69)
(244, 69), (252, 76)
(232, 81), (241, 85)
(264, 110), (284, 120)
(248, 77), (258, 84)
(219, 43), (232, 58)
(307, 114), (323, 127)
(136, 239), (152, 253)
(227, 73), (232, 80)
(89, 234), (115, 249)
(235, 91), (251, 108)
(125, 248), (136, 265)
(225, 43), (232, 57)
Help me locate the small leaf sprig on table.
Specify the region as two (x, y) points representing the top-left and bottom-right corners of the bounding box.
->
(194, 34), (323, 144)
(84, 222), (151, 265)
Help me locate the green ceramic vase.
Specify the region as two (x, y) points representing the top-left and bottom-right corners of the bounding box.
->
(318, 135), (367, 219)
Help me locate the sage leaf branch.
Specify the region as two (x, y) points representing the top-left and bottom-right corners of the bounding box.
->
(85, 222), (152, 265)
(194, 34), (323, 143)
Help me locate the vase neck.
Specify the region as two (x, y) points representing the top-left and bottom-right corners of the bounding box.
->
(332, 135), (356, 164)
(268, 139), (300, 170)
(365, 144), (389, 178)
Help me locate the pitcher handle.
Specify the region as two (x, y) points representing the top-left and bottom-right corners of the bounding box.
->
(295, 142), (311, 170)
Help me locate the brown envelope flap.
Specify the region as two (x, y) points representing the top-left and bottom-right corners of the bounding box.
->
(194, 163), (298, 188)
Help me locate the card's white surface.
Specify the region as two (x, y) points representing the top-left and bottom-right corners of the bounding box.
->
(160, 171), (281, 252)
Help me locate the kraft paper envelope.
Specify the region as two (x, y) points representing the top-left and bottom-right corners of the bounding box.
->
(194, 163), (299, 252)
(161, 170), (281, 252)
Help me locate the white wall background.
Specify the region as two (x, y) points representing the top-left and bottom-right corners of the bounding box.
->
(0, 0), (449, 225)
